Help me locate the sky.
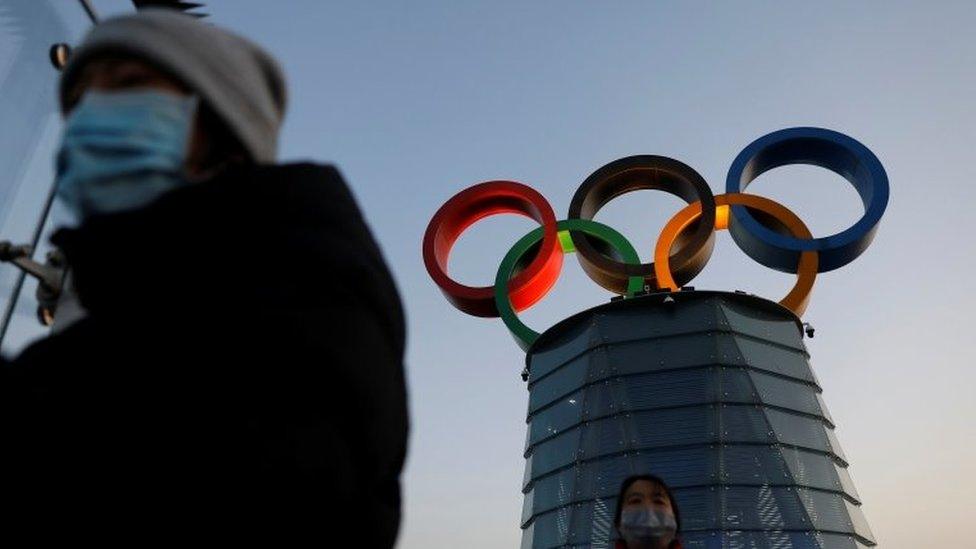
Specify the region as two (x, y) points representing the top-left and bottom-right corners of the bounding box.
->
(91, 1), (976, 546)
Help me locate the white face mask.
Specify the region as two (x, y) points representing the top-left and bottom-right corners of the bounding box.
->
(618, 507), (677, 547)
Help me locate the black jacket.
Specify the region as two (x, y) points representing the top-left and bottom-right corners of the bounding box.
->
(1, 163), (408, 545)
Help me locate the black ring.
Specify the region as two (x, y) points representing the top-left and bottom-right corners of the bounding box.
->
(567, 155), (717, 293)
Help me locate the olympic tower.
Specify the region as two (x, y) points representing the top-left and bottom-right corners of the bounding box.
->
(423, 128), (887, 548)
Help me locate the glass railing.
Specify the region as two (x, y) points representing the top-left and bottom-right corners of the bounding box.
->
(0, 0), (94, 354)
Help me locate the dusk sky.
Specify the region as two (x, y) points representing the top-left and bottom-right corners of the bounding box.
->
(91, 1), (975, 546)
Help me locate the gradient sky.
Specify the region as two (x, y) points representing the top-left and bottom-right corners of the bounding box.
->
(91, 1), (975, 546)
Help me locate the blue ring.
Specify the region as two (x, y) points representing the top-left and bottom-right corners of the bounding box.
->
(725, 127), (888, 273)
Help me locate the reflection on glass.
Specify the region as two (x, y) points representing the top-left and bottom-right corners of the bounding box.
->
(0, 0), (92, 355)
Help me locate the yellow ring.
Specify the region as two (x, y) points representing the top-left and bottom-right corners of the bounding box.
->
(654, 193), (818, 316)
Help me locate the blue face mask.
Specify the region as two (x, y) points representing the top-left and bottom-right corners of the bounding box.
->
(55, 90), (198, 222)
(619, 507), (677, 547)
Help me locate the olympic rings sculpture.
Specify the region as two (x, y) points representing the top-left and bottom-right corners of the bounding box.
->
(423, 127), (889, 351)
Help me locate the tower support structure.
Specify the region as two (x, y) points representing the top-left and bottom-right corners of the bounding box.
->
(520, 291), (875, 548)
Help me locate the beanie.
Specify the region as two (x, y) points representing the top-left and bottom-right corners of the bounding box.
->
(59, 9), (287, 164)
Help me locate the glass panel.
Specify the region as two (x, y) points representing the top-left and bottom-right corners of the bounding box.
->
(566, 499), (596, 546)
(605, 334), (723, 377)
(528, 446), (719, 520)
(587, 497), (614, 549)
(523, 504), (569, 548)
(613, 367), (717, 414)
(7, 199), (74, 345)
(682, 531), (860, 549)
(825, 427), (849, 465)
(525, 425), (581, 480)
(634, 447), (716, 488)
(816, 393), (836, 426)
(844, 498), (876, 545)
(720, 405), (775, 444)
(835, 463), (861, 503)
(765, 408), (831, 452)
(529, 319), (600, 381)
(629, 406), (716, 451)
(749, 370), (827, 420)
(721, 444), (793, 485)
(584, 346), (614, 383)
(527, 389), (584, 447)
(722, 486), (811, 530)
(524, 466), (578, 521)
(581, 378), (614, 420)
(528, 352), (591, 413)
(0, 0), (93, 354)
(521, 485), (535, 526)
(723, 530), (805, 549)
(594, 296), (724, 345)
(519, 520), (534, 549)
(819, 533), (865, 549)
(717, 367), (758, 403)
(715, 333), (748, 366)
(781, 447), (844, 493)
(808, 359), (823, 388)
(587, 447), (716, 501)
(521, 498), (617, 548)
(718, 297), (806, 351)
(677, 531), (724, 548)
(730, 336), (817, 384)
(578, 367), (740, 422)
(797, 487), (854, 533)
(669, 487), (718, 531)
(586, 451), (632, 499)
(531, 407), (718, 476)
(538, 489), (721, 539)
(523, 452), (533, 489)
(580, 415), (628, 459)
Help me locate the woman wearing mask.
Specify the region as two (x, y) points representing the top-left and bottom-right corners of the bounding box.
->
(0, 9), (407, 547)
(613, 474), (683, 549)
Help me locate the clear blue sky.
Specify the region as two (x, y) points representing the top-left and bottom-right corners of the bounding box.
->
(101, 1), (975, 546)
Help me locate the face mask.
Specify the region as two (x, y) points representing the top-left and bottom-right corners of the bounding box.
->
(618, 507), (677, 547)
(55, 90), (198, 222)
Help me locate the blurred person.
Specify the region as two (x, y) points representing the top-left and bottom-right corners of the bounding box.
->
(0, 9), (407, 545)
(613, 474), (683, 549)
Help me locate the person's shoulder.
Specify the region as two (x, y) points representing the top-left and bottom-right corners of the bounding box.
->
(212, 162), (357, 204)
(247, 161), (341, 179)
(227, 162), (346, 186)
(3, 316), (101, 374)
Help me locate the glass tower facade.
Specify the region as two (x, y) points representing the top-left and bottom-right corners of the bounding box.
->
(521, 291), (874, 548)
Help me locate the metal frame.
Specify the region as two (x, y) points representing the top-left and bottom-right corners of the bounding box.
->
(79, 0), (99, 22)
(0, 0), (99, 347)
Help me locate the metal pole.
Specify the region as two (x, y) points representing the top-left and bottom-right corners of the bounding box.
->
(79, 0), (99, 23)
(0, 176), (60, 348)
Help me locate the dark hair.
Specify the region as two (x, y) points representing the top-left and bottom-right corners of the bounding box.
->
(613, 474), (682, 546)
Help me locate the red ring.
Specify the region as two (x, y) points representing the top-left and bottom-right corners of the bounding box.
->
(422, 181), (563, 317)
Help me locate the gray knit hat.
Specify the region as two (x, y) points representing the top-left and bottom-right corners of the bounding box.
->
(59, 9), (287, 163)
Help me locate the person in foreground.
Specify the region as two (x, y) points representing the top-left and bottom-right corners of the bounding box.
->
(0, 9), (407, 545)
(614, 474), (683, 549)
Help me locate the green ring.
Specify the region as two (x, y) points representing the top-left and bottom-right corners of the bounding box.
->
(494, 219), (645, 351)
